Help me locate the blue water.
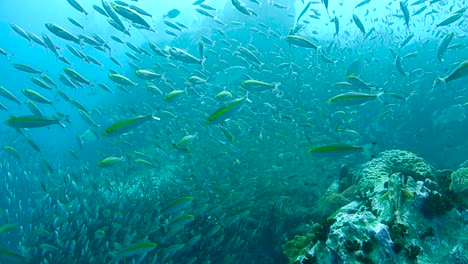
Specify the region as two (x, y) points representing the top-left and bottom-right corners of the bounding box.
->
(0, 0), (467, 263)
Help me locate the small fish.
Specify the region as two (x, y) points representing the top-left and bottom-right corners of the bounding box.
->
(102, 114), (160, 136)
(435, 60), (468, 85)
(161, 197), (194, 215)
(22, 89), (52, 104)
(308, 144), (366, 156)
(4, 115), (65, 128)
(109, 73), (138, 86)
(66, 0), (88, 15)
(111, 241), (157, 258)
(206, 97), (246, 125)
(355, 0), (371, 9)
(10, 23), (31, 43)
(284, 35), (319, 49)
(173, 133), (197, 149)
(167, 47), (204, 65)
(399, 1), (410, 29)
(353, 14), (366, 35)
(67, 17), (84, 29)
(241, 80), (281, 91)
(437, 32), (454, 61)
(327, 92), (383, 106)
(98, 156), (124, 167)
(164, 90), (184, 101)
(0, 86), (21, 105)
(231, 0), (251, 16)
(195, 8), (215, 18)
(164, 9), (180, 18)
(112, 4), (151, 29)
(12, 63), (42, 74)
(0, 223), (16, 234)
(135, 70), (163, 80)
(45, 23), (80, 44)
(297, 1), (312, 23)
(64, 68), (92, 85)
(436, 11), (464, 27)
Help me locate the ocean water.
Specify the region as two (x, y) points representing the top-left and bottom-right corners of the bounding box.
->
(0, 0), (467, 263)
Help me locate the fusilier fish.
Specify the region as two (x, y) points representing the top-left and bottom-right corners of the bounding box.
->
(206, 97), (246, 125)
(102, 114), (160, 136)
(22, 89), (53, 104)
(327, 92), (383, 106)
(45, 23), (81, 44)
(437, 32), (454, 61)
(4, 115), (65, 128)
(284, 35), (319, 49)
(109, 74), (138, 86)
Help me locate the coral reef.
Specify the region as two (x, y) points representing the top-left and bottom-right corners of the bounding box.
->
(450, 167), (468, 197)
(283, 150), (468, 264)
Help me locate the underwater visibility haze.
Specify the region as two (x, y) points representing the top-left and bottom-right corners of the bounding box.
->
(0, 0), (467, 263)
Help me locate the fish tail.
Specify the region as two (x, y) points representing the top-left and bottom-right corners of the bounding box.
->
(432, 77), (446, 88)
(274, 82), (282, 91)
(201, 57), (206, 70)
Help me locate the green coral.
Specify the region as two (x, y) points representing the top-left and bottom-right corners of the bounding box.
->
(281, 234), (314, 264)
(450, 167), (468, 194)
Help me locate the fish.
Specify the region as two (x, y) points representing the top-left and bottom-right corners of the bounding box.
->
(346, 59), (367, 77)
(399, 1), (410, 29)
(241, 80), (281, 91)
(173, 133), (198, 149)
(395, 54), (408, 76)
(67, 17), (84, 29)
(435, 60), (468, 85)
(0, 86), (21, 105)
(353, 14), (366, 35)
(10, 23), (31, 43)
(0, 223), (16, 234)
(164, 20), (182, 31)
(66, 0), (88, 15)
(436, 11), (464, 27)
(327, 92), (383, 106)
(98, 156), (124, 167)
(21, 89), (53, 104)
(355, 0), (371, 9)
(206, 97), (246, 125)
(331, 16), (340, 37)
(4, 115), (66, 128)
(135, 70), (163, 80)
(297, 1), (312, 23)
(164, 90), (184, 101)
(64, 68), (92, 85)
(102, 114), (160, 136)
(108, 74), (138, 86)
(437, 32), (454, 61)
(167, 47), (204, 66)
(399, 34), (414, 49)
(231, 0), (251, 16)
(308, 144), (366, 156)
(164, 8), (180, 18)
(112, 4), (151, 29)
(161, 197), (194, 215)
(284, 35), (319, 49)
(12, 63), (42, 74)
(45, 23), (81, 44)
(195, 8), (215, 18)
(111, 241), (157, 258)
